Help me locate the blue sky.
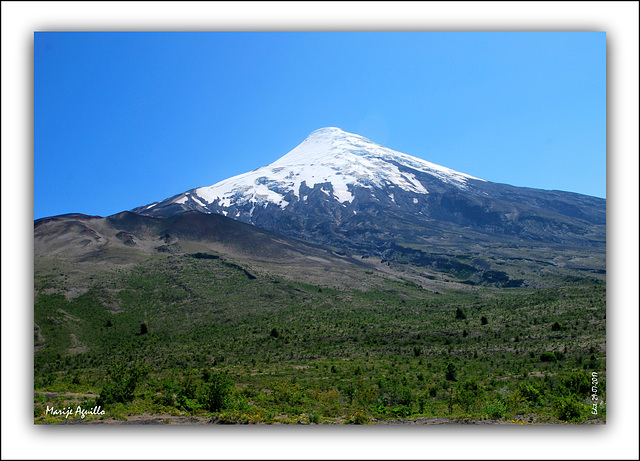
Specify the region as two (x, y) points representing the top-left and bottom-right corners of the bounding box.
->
(34, 31), (606, 219)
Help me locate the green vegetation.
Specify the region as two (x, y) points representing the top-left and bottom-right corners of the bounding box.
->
(34, 254), (606, 424)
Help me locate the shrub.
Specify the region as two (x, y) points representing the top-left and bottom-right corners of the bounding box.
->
(561, 371), (591, 395)
(454, 379), (484, 415)
(517, 383), (541, 406)
(587, 355), (601, 369)
(391, 385), (413, 407)
(97, 361), (147, 407)
(485, 400), (506, 419)
(506, 388), (526, 411)
(551, 321), (563, 331)
(354, 378), (377, 407)
(179, 374), (199, 400)
(391, 406), (412, 418)
(152, 391), (175, 408)
(272, 381), (305, 406)
(346, 409), (370, 424)
(203, 372), (233, 412)
(555, 395), (582, 421)
(339, 382), (356, 404)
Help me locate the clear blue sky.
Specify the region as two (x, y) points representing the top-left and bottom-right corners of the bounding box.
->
(34, 31), (606, 219)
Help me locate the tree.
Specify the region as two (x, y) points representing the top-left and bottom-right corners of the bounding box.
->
(455, 307), (466, 320)
(540, 352), (556, 362)
(480, 316), (488, 325)
(445, 362), (457, 381)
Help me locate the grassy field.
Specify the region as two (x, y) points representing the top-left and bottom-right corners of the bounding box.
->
(34, 253), (606, 424)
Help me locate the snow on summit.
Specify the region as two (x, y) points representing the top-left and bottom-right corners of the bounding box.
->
(194, 127), (484, 209)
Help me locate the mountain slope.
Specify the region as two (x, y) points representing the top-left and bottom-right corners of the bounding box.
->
(131, 127), (605, 286)
(133, 127), (604, 244)
(34, 210), (398, 293)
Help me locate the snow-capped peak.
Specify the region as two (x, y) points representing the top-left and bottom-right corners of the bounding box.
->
(193, 127), (484, 209)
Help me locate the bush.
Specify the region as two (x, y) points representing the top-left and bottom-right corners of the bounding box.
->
(203, 372), (233, 412)
(179, 374), (199, 400)
(485, 400), (506, 419)
(454, 379), (484, 415)
(272, 381), (305, 406)
(561, 371), (591, 395)
(346, 409), (371, 424)
(152, 392), (175, 408)
(390, 405), (412, 418)
(354, 378), (377, 407)
(391, 384), (413, 407)
(517, 383), (541, 406)
(555, 395), (582, 421)
(97, 361), (148, 407)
